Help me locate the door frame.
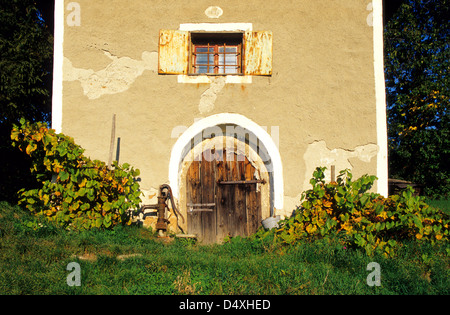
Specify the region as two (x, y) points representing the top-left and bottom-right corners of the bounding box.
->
(177, 136), (271, 236)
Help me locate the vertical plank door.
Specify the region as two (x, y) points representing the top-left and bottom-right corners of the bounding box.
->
(186, 149), (264, 243)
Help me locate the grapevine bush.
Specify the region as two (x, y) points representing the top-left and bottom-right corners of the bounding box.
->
(256, 167), (449, 257)
(11, 119), (142, 230)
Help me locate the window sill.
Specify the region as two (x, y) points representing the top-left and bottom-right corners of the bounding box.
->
(188, 73), (244, 76)
(178, 75), (252, 84)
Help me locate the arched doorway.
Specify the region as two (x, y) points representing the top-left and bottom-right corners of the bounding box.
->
(179, 136), (270, 243)
(169, 113), (284, 210)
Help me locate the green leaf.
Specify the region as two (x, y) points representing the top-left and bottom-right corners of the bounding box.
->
(326, 218), (337, 230)
(59, 171), (69, 182)
(95, 218), (103, 228)
(78, 188), (86, 197)
(375, 203), (384, 215)
(103, 203), (111, 212)
(388, 240), (397, 247)
(360, 195), (369, 207)
(413, 216), (423, 229)
(104, 220), (112, 228)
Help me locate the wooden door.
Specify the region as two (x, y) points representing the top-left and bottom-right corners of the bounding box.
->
(186, 149), (263, 243)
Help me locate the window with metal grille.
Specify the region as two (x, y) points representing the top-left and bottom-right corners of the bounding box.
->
(190, 33), (243, 75)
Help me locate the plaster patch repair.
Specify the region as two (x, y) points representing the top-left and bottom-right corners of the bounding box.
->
(303, 141), (379, 191)
(205, 6), (224, 19)
(63, 51), (158, 99)
(198, 76), (226, 114)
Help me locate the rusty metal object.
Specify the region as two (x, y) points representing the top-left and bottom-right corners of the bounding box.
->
(187, 203), (216, 214)
(218, 179), (266, 185)
(160, 184), (185, 224)
(155, 196), (168, 231)
(140, 184), (185, 234)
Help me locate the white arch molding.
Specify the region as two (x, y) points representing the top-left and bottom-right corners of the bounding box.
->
(169, 113), (284, 210)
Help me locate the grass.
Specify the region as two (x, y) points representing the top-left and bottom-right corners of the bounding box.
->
(0, 201), (448, 295)
(425, 198), (450, 215)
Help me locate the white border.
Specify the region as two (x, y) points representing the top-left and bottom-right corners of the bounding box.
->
(169, 113), (284, 209)
(373, 0), (389, 197)
(52, 0), (65, 133)
(178, 23), (253, 84)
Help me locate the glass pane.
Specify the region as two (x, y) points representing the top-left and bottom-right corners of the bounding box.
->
(196, 53), (214, 66)
(226, 54), (237, 65)
(197, 66), (216, 74)
(197, 66), (208, 73)
(196, 47), (214, 53)
(197, 54), (208, 65)
(219, 54), (237, 66)
(218, 47), (236, 53)
(219, 66), (238, 74)
(225, 66), (238, 74)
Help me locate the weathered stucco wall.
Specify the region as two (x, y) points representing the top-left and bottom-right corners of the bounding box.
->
(59, 0), (382, 216)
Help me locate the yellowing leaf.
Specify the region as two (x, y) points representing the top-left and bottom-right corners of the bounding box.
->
(416, 233), (423, 240)
(342, 221), (353, 232)
(306, 224), (317, 234)
(323, 200), (333, 208)
(26, 143), (37, 155)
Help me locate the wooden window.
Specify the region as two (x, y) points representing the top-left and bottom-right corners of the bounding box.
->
(190, 33), (243, 75)
(159, 30), (273, 76)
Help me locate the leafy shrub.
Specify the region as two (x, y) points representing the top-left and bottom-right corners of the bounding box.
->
(256, 167), (449, 257)
(10, 119), (142, 230)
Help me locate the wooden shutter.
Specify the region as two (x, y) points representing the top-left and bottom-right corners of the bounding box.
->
(243, 31), (273, 76)
(158, 30), (189, 75)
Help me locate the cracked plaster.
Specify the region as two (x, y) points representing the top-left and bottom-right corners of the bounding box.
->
(63, 51), (158, 99)
(198, 76), (226, 114)
(302, 140), (379, 191)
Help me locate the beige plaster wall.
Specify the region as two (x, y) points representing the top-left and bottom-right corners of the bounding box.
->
(60, 0), (380, 215)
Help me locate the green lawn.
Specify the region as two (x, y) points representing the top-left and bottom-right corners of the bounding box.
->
(0, 202), (448, 295)
(425, 198), (450, 215)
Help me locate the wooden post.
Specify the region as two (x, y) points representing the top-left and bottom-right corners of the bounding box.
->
(331, 165), (336, 183)
(108, 114), (116, 169)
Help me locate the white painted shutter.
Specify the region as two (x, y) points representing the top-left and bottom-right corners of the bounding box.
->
(243, 31), (273, 76)
(158, 30), (189, 75)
